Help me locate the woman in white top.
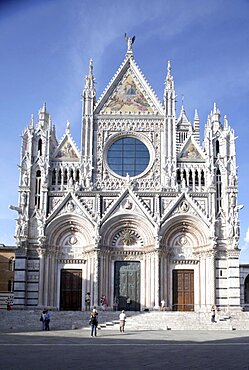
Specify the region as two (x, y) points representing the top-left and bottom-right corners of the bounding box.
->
(119, 310), (126, 333)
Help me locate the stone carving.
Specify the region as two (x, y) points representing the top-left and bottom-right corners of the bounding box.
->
(172, 235), (193, 259)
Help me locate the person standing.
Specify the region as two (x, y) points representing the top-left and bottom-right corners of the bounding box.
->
(89, 310), (98, 337)
(160, 299), (166, 311)
(119, 310), (126, 333)
(211, 305), (216, 323)
(40, 309), (50, 331)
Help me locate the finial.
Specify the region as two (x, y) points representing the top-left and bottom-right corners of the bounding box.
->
(213, 102), (217, 113)
(181, 95), (185, 112)
(89, 58), (93, 75)
(167, 60), (171, 76)
(29, 114), (34, 128)
(124, 33), (136, 55)
(194, 109), (199, 120)
(66, 120), (70, 133)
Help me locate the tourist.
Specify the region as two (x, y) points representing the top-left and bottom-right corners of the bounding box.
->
(89, 309), (98, 337)
(119, 310), (126, 333)
(85, 292), (91, 311)
(101, 295), (107, 310)
(211, 305), (216, 323)
(40, 309), (50, 331)
(160, 299), (166, 311)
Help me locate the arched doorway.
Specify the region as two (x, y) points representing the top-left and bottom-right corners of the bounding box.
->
(114, 261), (141, 311)
(244, 275), (249, 304)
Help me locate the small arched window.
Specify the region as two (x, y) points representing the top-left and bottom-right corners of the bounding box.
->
(76, 169), (80, 183)
(38, 138), (42, 156)
(216, 168), (222, 214)
(63, 169), (68, 185)
(35, 170), (41, 209)
(9, 258), (14, 272)
(58, 169), (62, 185)
(183, 169), (187, 185)
(189, 170), (193, 188)
(8, 280), (13, 292)
(52, 169), (56, 185)
(176, 169), (181, 184)
(195, 170), (199, 186)
(201, 170), (205, 186)
(215, 140), (220, 158)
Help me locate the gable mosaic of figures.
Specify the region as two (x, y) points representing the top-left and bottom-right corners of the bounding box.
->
(11, 35), (241, 313)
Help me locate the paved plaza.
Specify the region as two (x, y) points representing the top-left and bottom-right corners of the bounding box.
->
(1, 328), (249, 369)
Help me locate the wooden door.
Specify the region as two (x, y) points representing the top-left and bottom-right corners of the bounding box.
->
(114, 261), (140, 311)
(173, 269), (194, 311)
(60, 269), (82, 311)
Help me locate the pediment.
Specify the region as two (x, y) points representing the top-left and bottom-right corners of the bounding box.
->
(101, 188), (155, 226)
(161, 192), (209, 227)
(95, 57), (163, 115)
(52, 135), (80, 161)
(178, 136), (205, 162)
(46, 193), (95, 226)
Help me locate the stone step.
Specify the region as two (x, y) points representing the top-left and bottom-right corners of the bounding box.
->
(0, 310), (247, 332)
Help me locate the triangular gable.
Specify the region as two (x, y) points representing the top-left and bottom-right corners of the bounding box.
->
(52, 134), (80, 160)
(177, 107), (192, 128)
(101, 187), (156, 226)
(161, 192), (210, 227)
(46, 192), (95, 226)
(178, 136), (205, 162)
(95, 57), (163, 115)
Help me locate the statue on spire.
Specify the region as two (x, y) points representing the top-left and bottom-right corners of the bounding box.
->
(125, 33), (136, 54)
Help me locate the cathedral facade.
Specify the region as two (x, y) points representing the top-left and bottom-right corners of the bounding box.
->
(13, 39), (241, 312)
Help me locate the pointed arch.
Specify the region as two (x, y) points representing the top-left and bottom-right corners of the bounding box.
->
(100, 214), (155, 248)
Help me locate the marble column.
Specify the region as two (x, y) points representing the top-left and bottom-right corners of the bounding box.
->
(37, 247), (45, 307)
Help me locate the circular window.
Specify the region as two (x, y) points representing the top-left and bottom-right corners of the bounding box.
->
(107, 137), (150, 177)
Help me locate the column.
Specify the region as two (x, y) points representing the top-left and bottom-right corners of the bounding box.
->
(154, 251), (160, 309)
(37, 247), (45, 307)
(43, 251), (50, 307)
(49, 252), (55, 307)
(93, 251), (99, 306)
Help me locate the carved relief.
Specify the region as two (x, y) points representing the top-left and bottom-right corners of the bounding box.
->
(171, 235), (193, 259)
(112, 229), (143, 247)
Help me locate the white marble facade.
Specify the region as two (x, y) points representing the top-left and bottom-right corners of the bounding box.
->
(12, 38), (241, 311)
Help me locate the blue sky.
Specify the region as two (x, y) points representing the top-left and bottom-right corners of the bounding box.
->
(0, 0), (249, 261)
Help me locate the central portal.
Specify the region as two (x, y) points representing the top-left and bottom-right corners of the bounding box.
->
(173, 269), (194, 311)
(114, 261), (140, 311)
(60, 269), (82, 311)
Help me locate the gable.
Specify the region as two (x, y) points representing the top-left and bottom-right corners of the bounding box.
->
(161, 192), (209, 227)
(100, 72), (154, 114)
(178, 137), (205, 162)
(53, 137), (80, 160)
(101, 188), (155, 226)
(96, 57), (163, 115)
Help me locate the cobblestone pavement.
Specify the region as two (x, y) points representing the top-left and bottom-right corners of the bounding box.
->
(1, 329), (249, 370)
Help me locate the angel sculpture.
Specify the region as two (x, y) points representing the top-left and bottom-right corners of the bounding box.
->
(125, 33), (136, 53)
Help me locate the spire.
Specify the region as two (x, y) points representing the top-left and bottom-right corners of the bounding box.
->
(193, 109), (200, 144)
(84, 58), (96, 96)
(125, 33), (135, 57)
(211, 102), (221, 132)
(164, 60), (175, 116)
(41, 102), (46, 113)
(29, 114), (34, 130)
(38, 102), (49, 129)
(164, 60), (174, 91)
